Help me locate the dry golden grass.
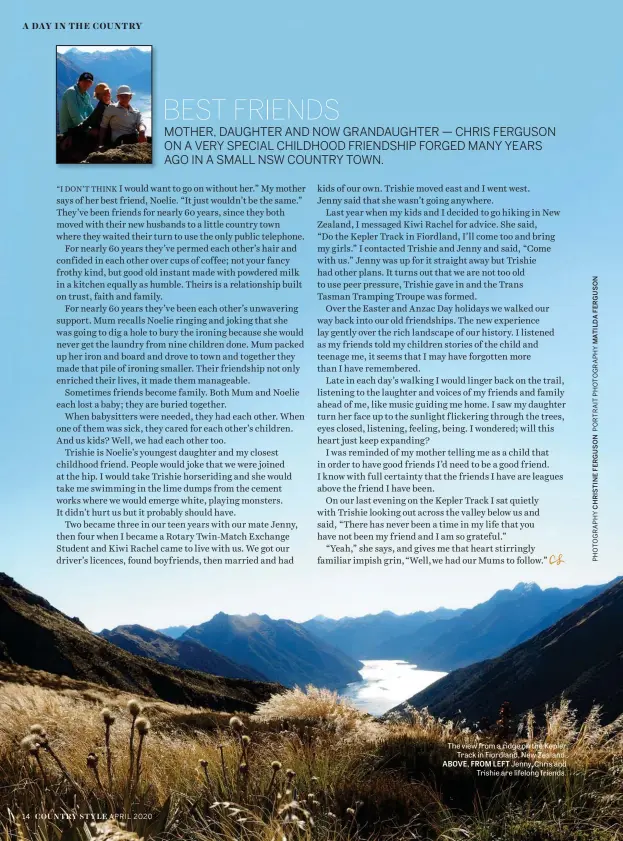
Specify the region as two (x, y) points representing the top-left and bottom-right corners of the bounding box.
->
(0, 682), (237, 801)
(1, 680), (622, 841)
(253, 685), (382, 741)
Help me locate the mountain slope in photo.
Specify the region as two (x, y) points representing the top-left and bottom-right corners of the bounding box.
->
(0, 574), (280, 711)
(389, 578), (623, 724)
(182, 612), (363, 689)
(377, 580), (617, 670)
(99, 624), (267, 681)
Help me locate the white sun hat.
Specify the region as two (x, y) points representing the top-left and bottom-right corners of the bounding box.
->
(116, 85), (133, 96)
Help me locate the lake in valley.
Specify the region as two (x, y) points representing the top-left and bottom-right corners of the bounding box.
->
(340, 660), (446, 716)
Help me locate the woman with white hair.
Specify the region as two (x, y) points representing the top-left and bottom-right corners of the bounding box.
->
(80, 83), (112, 131)
(99, 85), (147, 148)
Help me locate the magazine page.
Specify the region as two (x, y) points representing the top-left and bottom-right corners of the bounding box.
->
(1, 1), (621, 839)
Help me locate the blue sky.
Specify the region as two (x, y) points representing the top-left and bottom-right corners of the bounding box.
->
(2, 0), (621, 631)
(57, 46), (150, 53)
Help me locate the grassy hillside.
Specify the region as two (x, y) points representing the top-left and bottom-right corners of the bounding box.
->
(0, 679), (621, 841)
(0, 574), (280, 712)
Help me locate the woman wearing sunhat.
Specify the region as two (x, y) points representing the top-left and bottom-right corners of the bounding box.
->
(99, 85), (146, 148)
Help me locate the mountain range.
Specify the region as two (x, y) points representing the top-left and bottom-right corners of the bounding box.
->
(3, 569), (620, 724)
(390, 577), (623, 724)
(373, 580), (617, 671)
(99, 624), (267, 682)
(298, 580), (616, 672)
(148, 580), (617, 690)
(108, 615), (364, 690)
(180, 613), (363, 689)
(57, 47), (151, 96)
(0, 574), (280, 712)
(302, 607), (464, 659)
